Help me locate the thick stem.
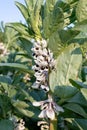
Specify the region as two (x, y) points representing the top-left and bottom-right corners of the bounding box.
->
(49, 117), (57, 130)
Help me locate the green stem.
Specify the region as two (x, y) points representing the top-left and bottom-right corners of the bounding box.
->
(50, 117), (57, 130)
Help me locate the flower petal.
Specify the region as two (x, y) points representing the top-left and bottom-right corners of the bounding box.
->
(32, 101), (44, 106)
(53, 103), (64, 113)
(46, 108), (55, 120)
(38, 109), (46, 118)
(31, 82), (40, 89)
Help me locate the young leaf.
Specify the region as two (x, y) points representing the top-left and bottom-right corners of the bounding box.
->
(7, 23), (32, 40)
(43, 3), (64, 38)
(15, 2), (29, 23)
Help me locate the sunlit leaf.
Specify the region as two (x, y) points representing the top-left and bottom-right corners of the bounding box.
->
(76, 0), (87, 22)
(49, 44), (82, 92)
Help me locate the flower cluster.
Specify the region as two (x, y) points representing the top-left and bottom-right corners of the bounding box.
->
(33, 95), (64, 120)
(13, 119), (25, 130)
(0, 42), (9, 57)
(31, 39), (55, 92)
(31, 39), (64, 129)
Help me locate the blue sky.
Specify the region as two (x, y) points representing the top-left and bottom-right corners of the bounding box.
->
(0, 0), (25, 23)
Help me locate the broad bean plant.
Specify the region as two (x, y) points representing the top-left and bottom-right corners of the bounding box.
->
(0, 0), (87, 130)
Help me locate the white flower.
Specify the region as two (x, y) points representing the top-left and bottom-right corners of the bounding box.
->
(33, 95), (64, 120)
(31, 81), (40, 89)
(41, 39), (47, 48)
(12, 118), (25, 130)
(40, 85), (49, 92)
(42, 48), (48, 57)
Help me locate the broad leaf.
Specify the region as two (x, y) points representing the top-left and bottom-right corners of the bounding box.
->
(49, 44), (82, 92)
(48, 29), (79, 58)
(68, 92), (87, 107)
(48, 31), (64, 58)
(0, 75), (12, 84)
(53, 86), (77, 100)
(19, 38), (33, 58)
(64, 103), (87, 118)
(73, 20), (87, 39)
(0, 63), (33, 74)
(0, 120), (14, 130)
(65, 118), (87, 130)
(76, 0), (87, 22)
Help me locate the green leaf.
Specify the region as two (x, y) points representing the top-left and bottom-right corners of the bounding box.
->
(48, 31), (64, 58)
(0, 95), (12, 117)
(75, 119), (87, 130)
(68, 92), (87, 107)
(69, 79), (86, 89)
(58, 29), (80, 44)
(44, 0), (57, 16)
(53, 86), (77, 99)
(12, 100), (29, 109)
(15, 2), (29, 23)
(25, 0), (36, 13)
(0, 75), (12, 84)
(0, 63), (33, 74)
(4, 27), (18, 46)
(65, 118), (87, 130)
(0, 120), (14, 130)
(43, 3), (64, 38)
(7, 23), (32, 40)
(76, 0), (87, 22)
(20, 89), (35, 102)
(81, 88), (87, 100)
(64, 103), (87, 118)
(82, 66), (87, 81)
(32, 0), (43, 37)
(73, 20), (87, 39)
(25, 0), (43, 37)
(19, 38), (33, 58)
(14, 108), (34, 118)
(49, 44), (82, 92)
(48, 29), (79, 58)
